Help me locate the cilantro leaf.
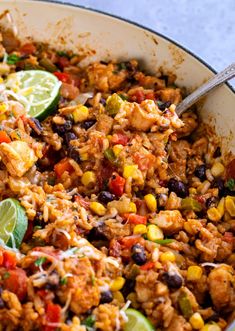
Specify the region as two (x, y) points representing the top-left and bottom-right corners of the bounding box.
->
(82, 315), (95, 330)
(34, 257), (46, 267)
(155, 239), (174, 245)
(7, 54), (22, 65)
(225, 178), (235, 191)
(60, 277), (68, 285)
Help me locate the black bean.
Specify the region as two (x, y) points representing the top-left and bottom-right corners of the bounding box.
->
(205, 312), (220, 322)
(206, 196), (219, 209)
(131, 244), (147, 266)
(100, 290), (113, 304)
(87, 225), (107, 241)
(81, 120), (96, 130)
(212, 178), (226, 197)
(157, 101), (171, 111)
(67, 146), (81, 163)
(64, 132), (77, 145)
(28, 118), (43, 136)
(53, 120), (73, 135)
(100, 98), (106, 106)
(121, 279), (136, 298)
(213, 147), (221, 158)
(98, 191), (115, 204)
(194, 164), (207, 181)
(162, 272), (183, 289)
(168, 178), (189, 198)
(0, 298), (4, 308)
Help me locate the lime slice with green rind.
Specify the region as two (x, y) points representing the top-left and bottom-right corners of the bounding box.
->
(0, 198), (28, 248)
(5, 70), (61, 120)
(124, 309), (155, 331)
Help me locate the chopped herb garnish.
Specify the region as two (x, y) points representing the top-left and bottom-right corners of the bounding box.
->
(155, 239), (174, 245)
(82, 315), (95, 328)
(7, 54), (22, 65)
(91, 274), (95, 286)
(60, 277), (68, 285)
(118, 93), (128, 101)
(34, 256), (46, 267)
(3, 272), (10, 279)
(33, 225), (42, 231)
(104, 148), (116, 164)
(56, 50), (70, 58)
(225, 178), (235, 191)
(117, 62), (127, 71)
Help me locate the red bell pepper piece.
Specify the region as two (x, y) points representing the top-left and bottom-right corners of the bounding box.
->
(20, 43), (36, 55)
(0, 130), (11, 143)
(109, 174), (125, 197)
(53, 72), (71, 84)
(44, 301), (61, 331)
(3, 251), (17, 269)
(54, 158), (74, 178)
(140, 261), (155, 270)
(120, 236), (140, 249)
(130, 90), (145, 103)
(111, 133), (129, 146)
(2, 267), (27, 300)
(123, 213), (147, 225)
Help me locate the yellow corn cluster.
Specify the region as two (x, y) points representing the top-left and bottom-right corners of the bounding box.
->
(110, 277), (125, 291)
(147, 224), (164, 241)
(144, 194), (157, 212)
(225, 196), (235, 217)
(72, 105), (89, 123)
(160, 251), (175, 263)
(90, 202), (106, 216)
(211, 162), (225, 177)
(113, 144), (123, 157)
(189, 312), (204, 329)
(81, 171), (96, 187)
(123, 164), (139, 179)
(207, 197), (224, 222)
(187, 266), (203, 281)
(133, 224), (147, 235)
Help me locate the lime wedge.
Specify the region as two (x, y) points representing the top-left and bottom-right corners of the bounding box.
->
(0, 198), (28, 248)
(5, 70), (61, 120)
(124, 309), (155, 331)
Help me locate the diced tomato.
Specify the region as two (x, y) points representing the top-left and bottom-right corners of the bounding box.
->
(57, 56), (70, 70)
(111, 133), (129, 146)
(226, 159), (235, 179)
(3, 251), (17, 269)
(44, 301), (61, 331)
(74, 195), (90, 209)
(123, 213), (147, 225)
(54, 158), (74, 178)
(20, 43), (36, 55)
(140, 261), (155, 270)
(130, 90), (145, 103)
(120, 236), (141, 249)
(145, 91), (155, 100)
(0, 130), (11, 143)
(0, 251), (3, 266)
(109, 173), (125, 197)
(2, 267), (27, 300)
(133, 152), (155, 171)
(53, 72), (71, 84)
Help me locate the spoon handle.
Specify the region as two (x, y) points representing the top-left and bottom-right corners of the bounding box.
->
(176, 62), (235, 116)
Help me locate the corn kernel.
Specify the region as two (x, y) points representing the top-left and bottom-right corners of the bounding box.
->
(187, 266), (203, 281)
(217, 197), (225, 216)
(123, 165), (139, 179)
(72, 105), (89, 123)
(107, 135), (112, 141)
(207, 207), (222, 222)
(144, 194), (157, 212)
(90, 202), (106, 216)
(80, 152), (88, 161)
(160, 251), (175, 263)
(133, 224), (147, 235)
(113, 144), (123, 157)
(200, 323), (221, 331)
(225, 196), (235, 217)
(189, 187), (197, 195)
(81, 171), (96, 187)
(110, 277), (125, 291)
(211, 162), (225, 177)
(147, 224), (164, 241)
(0, 77), (3, 84)
(184, 222), (194, 235)
(189, 312), (204, 329)
(0, 114), (7, 122)
(113, 291), (124, 304)
(129, 202), (137, 213)
(0, 103), (7, 113)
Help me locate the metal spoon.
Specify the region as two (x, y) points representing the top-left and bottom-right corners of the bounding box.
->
(176, 62), (235, 116)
